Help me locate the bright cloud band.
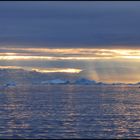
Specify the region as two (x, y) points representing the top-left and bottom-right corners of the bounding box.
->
(1, 47), (140, 61)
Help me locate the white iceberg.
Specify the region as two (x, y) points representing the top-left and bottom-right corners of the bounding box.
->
(74, 78), (96, 85)
(41, 79), (69, 85)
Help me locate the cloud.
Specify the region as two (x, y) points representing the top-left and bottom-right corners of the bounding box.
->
(1, 47), (140, 60)
(1, 46), (140, 83)
(0, 2), (140, 48)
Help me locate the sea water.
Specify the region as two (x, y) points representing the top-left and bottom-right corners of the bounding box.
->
(0, 85), (140, 139)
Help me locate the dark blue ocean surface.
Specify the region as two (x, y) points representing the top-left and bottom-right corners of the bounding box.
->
(0, 85), (140, 139)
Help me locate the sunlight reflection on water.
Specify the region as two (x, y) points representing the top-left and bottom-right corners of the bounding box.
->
(0, 85), (140, 139)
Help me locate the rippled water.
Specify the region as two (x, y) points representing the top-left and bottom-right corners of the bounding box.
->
(0, 85), (140, 139)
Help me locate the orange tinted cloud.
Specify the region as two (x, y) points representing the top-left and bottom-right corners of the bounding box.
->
(1, 47), (140, 61)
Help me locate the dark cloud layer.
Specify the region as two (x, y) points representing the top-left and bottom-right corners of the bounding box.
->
(0, 2), (140, 48)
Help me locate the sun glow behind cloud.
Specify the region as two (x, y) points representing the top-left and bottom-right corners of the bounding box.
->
(0, 66), (82, 74)
(1, 47), (140, 83)
(1, 47), (140, 61)
(32, 68), (82, 73)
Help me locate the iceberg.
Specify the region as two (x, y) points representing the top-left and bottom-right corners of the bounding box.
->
(41, 79), (69, 85)
(4, 82), (16, 87)
(96, 82), (108, 85)
(74, 78), (96, 85)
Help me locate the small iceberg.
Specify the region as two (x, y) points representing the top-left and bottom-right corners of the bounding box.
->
(41, 79), (69, 85)
(74, 78), (96, 85)
(4, 82), (16, 88)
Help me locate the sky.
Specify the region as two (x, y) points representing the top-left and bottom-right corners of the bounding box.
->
(1, 1), (140, 83)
